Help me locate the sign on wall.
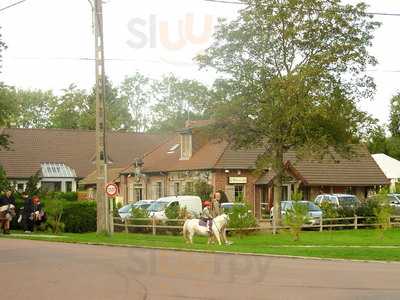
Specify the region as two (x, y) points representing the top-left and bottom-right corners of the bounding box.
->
(229, 177), (247, 184)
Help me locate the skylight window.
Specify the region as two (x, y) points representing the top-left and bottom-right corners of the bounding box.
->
(167, 144), (180, 154)
(41, 163), (77, 178)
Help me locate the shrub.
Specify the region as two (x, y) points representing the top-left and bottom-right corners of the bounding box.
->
(228, 203), (257, 233)
(44, 200), (65, 234)
(284, 200), (309, 241)
(131, 207), (150, 226)
(193, 180), (213, 201)
(319, 202), (338, 230)
(61, 201), (97, 233)
(373, 189), (394, 239)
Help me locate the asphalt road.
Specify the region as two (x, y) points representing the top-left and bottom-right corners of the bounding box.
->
(1, 238), (400, 300)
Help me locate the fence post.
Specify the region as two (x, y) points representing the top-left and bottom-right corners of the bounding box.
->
(124, 218), (128, 233)
(152, 217), (156, 236)
(319, 215), (323, 232)
(354, 215), (358, 230)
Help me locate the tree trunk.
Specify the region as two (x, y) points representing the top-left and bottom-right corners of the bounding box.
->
(272, 147), (285, 235)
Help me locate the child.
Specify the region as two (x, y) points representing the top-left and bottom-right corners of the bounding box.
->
(201, 201), (213, 234)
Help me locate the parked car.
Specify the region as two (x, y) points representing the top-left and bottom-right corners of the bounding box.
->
(270, 201), (323, 224)
(221, 202), (252, 217)
(148, 195), (202, 220)
(367, 194), (400, 215)
(118, 200), (155, 220)
(314, 194), (360, 208)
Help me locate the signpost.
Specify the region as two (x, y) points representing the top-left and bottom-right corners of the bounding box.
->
(105, 183), (118, 197)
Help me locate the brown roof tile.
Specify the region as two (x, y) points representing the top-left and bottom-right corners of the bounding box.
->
(136, 135), (228, 173)
(0, 128), (165, 179)
(80, 167), (124, 185)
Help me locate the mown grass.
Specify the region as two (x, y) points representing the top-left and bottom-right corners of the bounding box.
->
(2, 228), (400, 262)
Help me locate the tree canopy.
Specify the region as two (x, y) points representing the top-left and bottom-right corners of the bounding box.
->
(197, 0), (380, 227)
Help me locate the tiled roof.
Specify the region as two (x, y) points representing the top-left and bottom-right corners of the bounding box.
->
(0, 128), (165, 179)
(125, 135), (228, 173)
(80, 167), (124, 185)
(135, 134), (388, 186)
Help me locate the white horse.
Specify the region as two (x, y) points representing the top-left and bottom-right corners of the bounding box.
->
(183, 213), (229, 245)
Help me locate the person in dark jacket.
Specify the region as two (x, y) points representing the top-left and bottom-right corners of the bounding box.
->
(0, 190), (16, 234)
(21, 192), (34, 233)
(30, 196), (46, 230)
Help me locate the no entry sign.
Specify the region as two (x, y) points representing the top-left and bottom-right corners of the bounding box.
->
(105, 183), (118, 197)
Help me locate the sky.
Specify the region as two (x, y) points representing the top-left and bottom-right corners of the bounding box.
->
(0, 0), (399, 125)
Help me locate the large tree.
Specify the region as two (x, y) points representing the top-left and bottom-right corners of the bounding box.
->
(84, 78), (134, 130)
(149, 75), (213, 133)
(50, 84), (89, 129)
(120, 73), (151, 132)
(12, 88), (56, 128)
(197, 0), (379, 229)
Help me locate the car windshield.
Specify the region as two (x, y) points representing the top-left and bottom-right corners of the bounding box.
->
(118, 204), (132, 213)
(139, 203), (151, 209)
(305, 202), (320, 211)
(338, 196), (357, 206)
(148, 201), (169, 212)
(222, 204), (234, 210)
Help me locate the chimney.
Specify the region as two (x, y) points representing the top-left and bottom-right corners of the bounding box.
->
(180, 129), (192, 160)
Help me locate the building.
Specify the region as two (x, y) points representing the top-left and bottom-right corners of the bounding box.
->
(0, 128), (165, 193)
(372, 153), (400, 192)
(119, 121), (389, 218)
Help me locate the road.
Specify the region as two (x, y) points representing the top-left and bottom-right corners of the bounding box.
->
(1, 238), (399, 300)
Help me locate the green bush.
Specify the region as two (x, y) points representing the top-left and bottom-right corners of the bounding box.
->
(131, 207), (150, 225)
(42, 192), (78, 202)
(61, 201), (97, 233)
(228, 203), (257, 232)
(44, 200), (65, 234)
(284, 200), (309, 241)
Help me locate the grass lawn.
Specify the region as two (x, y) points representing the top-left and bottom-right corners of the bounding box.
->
(2, 228), (400, 262)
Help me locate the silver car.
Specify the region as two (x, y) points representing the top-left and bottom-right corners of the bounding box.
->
(118, 200), (154, 220)
(271, 201), (323, 224)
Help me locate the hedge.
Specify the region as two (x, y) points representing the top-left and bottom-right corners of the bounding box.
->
(10, 198), (97, 233)
(61, 201), (97, 233)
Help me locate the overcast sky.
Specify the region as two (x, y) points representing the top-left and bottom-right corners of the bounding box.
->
(1, 0), (399, 125)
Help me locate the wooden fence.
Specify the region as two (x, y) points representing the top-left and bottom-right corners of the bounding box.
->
(113, 215), (400, 235)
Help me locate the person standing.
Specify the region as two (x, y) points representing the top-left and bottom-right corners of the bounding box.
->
(0, 189), (16, 234)
(21, 192), (34, 233)
(210, 192), (222, 218)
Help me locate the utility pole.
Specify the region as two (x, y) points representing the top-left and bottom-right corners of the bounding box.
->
(92, 0), (110, 234)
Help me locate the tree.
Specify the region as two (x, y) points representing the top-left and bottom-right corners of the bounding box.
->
(389, 93), (400, 137)
(149, 75), (212, 133)
(84, 78), (134, 130)
(12, 88), (56, 128)
(25, 171), (41, 196)
(120, 73), (151, 132)
(367, 123), (388, 155)
(197, 0), (379, 229)
(50, 84), (88, 129)
(0, 165), (10, 193)
(0, 84), (16, 150)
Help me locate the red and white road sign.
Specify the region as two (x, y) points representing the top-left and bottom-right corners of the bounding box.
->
(105, 183), (118, 197)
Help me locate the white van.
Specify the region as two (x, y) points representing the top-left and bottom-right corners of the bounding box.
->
(148, 195), (202, 220)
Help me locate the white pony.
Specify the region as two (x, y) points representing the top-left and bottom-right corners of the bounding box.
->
(183, 213), (229, 245)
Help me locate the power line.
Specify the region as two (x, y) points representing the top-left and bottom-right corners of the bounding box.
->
(201, 0), (400, 17)
(0, 0), (28, 12)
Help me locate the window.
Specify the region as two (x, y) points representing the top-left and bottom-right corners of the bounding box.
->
(135, 187), (143, 201)
(173, 182), (180, 195)
(153, 182), (162, 199)
(185, 182), (194, 193)
(66, 182), (72, 192)
(17, 183), (25, 193)
(234, 185), (244, 202)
